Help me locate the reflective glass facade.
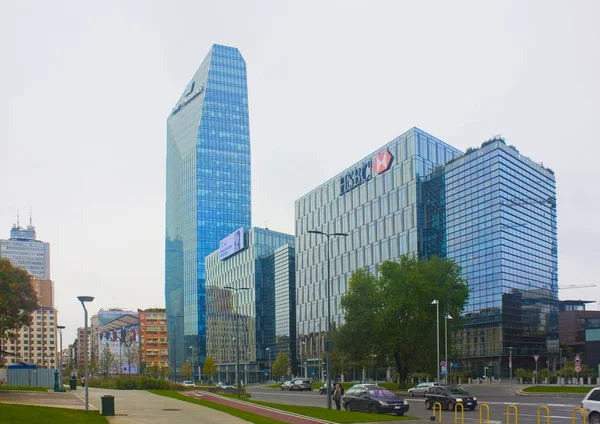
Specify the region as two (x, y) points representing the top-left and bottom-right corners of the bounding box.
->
(274, 244), (296, 369)
(165, 44), (251, 376)
(445, 140), (558, 376)
(205, 228), (294, 383)
(294, 127), (461, 366)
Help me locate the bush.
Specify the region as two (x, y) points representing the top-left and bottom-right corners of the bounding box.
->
(549, 376), (557, 384)
(116, 379), (138, 390)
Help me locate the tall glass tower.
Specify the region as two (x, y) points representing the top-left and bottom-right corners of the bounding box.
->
(165, 44), (251, 377)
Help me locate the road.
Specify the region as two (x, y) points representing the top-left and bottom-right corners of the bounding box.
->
(246, 384), (587, 424)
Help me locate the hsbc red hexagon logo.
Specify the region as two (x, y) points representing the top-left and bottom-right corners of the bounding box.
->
(373, 150), (393, 174)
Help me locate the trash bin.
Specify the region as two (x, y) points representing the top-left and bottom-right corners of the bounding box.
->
(69, 376), (77, 390)
(101, 395), (115, 416)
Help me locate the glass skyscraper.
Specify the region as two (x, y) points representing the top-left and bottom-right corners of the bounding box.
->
(165, 44), (251, 376)
(295, 128), (558, 377)
(204, 228), (294, 383)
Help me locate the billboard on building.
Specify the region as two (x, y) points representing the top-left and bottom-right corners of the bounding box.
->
(97, 310), (140, 375)
(219, 227), (245, 260)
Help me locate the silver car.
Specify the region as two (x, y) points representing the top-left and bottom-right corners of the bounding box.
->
(581, 386), (600, 424)
(408, 382), (440, 397)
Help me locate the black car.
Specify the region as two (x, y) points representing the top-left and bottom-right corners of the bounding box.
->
(342, 387), (409, 415)
(425, 385), (477, 411)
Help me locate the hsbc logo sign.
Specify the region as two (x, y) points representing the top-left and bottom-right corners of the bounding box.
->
(340, 149), (394, 196)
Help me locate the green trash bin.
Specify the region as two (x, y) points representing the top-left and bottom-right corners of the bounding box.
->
(101, 395), (115, 416)
(69, 376), (77, 390)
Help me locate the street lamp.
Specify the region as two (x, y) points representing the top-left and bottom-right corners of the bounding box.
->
(77, 296), (94, 412)
(307, 229), (348, 410)
(300, 341), (306, 378)
(444, 314), (452, 384)
(559, 347), (563, 385)
(509, 347), (513, 384)
(431, 299), (440, 383)
(224, 285), (250, 398)
(266, 347), (271, 382)
(57, 325), (65, 391)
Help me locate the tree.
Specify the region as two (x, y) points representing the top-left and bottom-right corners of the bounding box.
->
(181, 360), (193, 380)
(148, 363), (161, 378)
(99, 343), (116, 376)
(89, 359), (99, 378)
(203, 356), (217, 382)
(0, 258), (39, 339)
(159, 365), (172, 380)
(337, 255), (469, 386)
(272, 352), (291, 380)
(123, 341), (139, 374)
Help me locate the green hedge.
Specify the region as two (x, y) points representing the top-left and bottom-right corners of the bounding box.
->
(88, 376), (186, 391)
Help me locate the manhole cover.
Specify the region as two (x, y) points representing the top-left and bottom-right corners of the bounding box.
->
(162, 409), (182, 411)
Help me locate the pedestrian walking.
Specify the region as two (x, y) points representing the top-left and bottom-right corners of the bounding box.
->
(333, 383), (343, 410)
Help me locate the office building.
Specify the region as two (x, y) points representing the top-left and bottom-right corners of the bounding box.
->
(294, 127), (558, 377)
(165, 44), (251, 377)
(205, 227), (294, 383)
(0, 219), (50, 280)
(274, 244), (297, 371)
(559, 300), (600, 374)
(139, 308), (169, 370)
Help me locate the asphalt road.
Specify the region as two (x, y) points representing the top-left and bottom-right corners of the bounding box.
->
(246, 384), (587, 424)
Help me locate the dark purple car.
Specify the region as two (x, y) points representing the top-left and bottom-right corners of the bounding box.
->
(342, 387), (409, 415)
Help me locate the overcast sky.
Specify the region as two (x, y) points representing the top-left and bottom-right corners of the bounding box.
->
(1, 1), (598, 342)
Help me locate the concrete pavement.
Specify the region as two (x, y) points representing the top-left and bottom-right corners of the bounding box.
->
(76, 388), (251, 423)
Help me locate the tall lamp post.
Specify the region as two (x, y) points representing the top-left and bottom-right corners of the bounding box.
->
(444, 314), (452, 384)
(307, 229), (348, 410)
(509, 347), (513, 384)
(77, 296), (94, 412)
(224, 285), (250, 398)
(266, 347), (271, 382)
(559, 347), (563, 385)
(300, 341), (306, 378)
(57, 325), (65, 390)
(431, 299), (440, 383)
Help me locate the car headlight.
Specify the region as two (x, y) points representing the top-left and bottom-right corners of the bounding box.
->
(404, 400), (409, 405)
(473, 397), (477, 401)
(456, 398), (463, 402)
(380, 401), (389, 406)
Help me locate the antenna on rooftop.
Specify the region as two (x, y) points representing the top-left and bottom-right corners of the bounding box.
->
(29, 206), (33, 227)
(16, 209), (20, 227)
(265, 221), (269, 230)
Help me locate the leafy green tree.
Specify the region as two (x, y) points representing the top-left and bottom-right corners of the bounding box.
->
(148, 362), (161, 378)
(272, 352), (291, 380)
(181, 360), (193, 380)
(160, 365), (172, 379)
(336, 255), (469, 386)
(203, 356), (217, 382)
(88, 359), (99, 377)
(0, 259), (39, 339)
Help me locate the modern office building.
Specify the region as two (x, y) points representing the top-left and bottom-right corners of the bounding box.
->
(0, 219), (50, 280)
(165, 44), (252, 377)
(446, 139), (559, 376)
(274, 244), (297, 372)
(205, 227), (294, 383)
(294, 127), (558, 377)
(559, 300), (600, 374)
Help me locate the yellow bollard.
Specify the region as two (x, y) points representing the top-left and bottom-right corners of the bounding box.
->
(538, 406), (550, 424)
(507, 404), (519, 424)
(455, 402), (465, 424)
(572, 407), (587, 424)
(479, 403), (490, 424)
(432, 402), (443, 422)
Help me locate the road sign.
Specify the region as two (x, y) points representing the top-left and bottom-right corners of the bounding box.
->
(575, 365), (582, 373)
(574, 354), (582, 363)
(264, 368), (269, 376)
(311, 368), (315, 374)
(509, 356), (512, 368)
(441, 366), (447, 375)
(533, 355), (540, 362)
(440, 361), (446, 367)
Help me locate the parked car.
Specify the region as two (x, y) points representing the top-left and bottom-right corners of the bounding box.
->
(425, 385), (477, 411)
(291, 379), (312, 391)
(348, 383), (380, 390)
(281, 381), (293, 390)
(319, 383), (335, 395)
(216, 381), (234, 389)
(183, 380), (195, 387)
(408, 382), (441, 397)
(342, 386), (409, 415)
(581, 386), (600, 424)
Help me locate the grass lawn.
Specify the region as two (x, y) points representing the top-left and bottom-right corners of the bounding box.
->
(222, 395), (415, 423)
(0, 386), (48, 392)
(522, 386), (592, 394)
(0, 403), (107, 423)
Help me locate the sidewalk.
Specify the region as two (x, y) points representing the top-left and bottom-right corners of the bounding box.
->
(75, 388), (250, 424)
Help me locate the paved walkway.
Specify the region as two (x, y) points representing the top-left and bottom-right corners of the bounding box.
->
(79, 388), (251, 423)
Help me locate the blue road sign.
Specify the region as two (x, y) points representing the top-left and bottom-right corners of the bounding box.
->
(311, 368), (315, 374)
(264, 368), (269, 376)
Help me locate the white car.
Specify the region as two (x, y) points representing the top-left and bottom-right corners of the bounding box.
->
(183, 380), (195, 387)
(581, 386), (600, 424)
(408, 382), (440, 397)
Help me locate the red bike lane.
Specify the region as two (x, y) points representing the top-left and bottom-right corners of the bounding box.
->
(183, 391), (334, 424)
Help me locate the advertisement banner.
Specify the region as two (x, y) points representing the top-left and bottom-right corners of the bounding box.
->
(219, 227), (245, 260)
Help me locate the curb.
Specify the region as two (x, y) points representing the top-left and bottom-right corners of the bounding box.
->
(516, 389), (585, 397)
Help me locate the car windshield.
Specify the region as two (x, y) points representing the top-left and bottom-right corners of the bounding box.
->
(369, 389), (395, 398)
(447, 386), (468, 394)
